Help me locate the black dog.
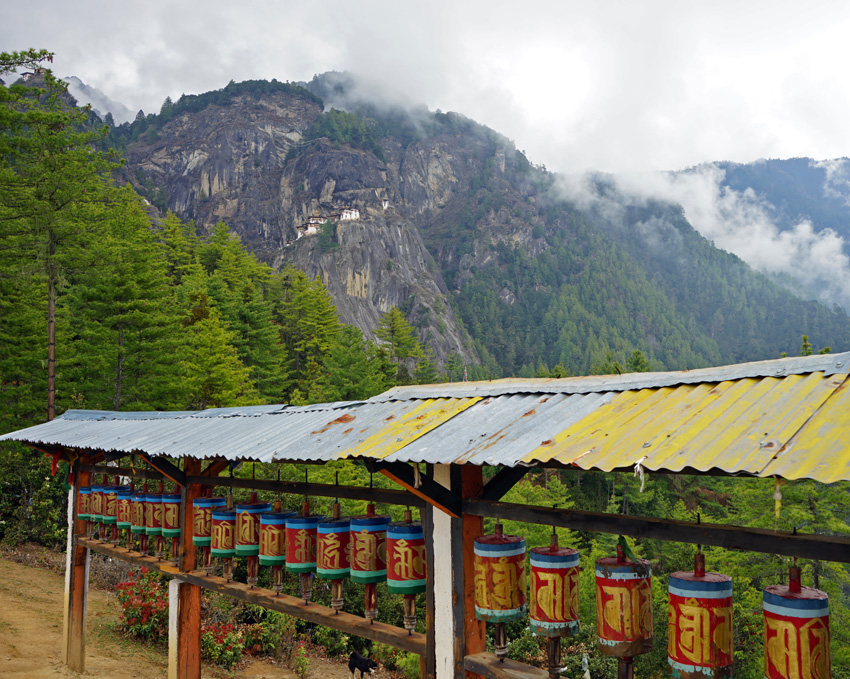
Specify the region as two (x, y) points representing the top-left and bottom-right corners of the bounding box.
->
(348, 651), (378, 679)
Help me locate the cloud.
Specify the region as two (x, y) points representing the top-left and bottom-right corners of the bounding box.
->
(556, 163), (850, 310)
(7, 2), (850, 174)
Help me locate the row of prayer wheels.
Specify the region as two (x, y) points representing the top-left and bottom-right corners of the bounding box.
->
(474, 524), (830, 679)
(196, 496), (426, 629)
(78, 480), (426, 632)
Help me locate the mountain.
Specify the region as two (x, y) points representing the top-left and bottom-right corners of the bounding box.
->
(107, 75), (850, 376)
(63, 76), (135, 124)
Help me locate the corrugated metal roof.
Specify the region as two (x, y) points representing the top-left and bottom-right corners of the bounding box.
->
(3, 352), (850, 483)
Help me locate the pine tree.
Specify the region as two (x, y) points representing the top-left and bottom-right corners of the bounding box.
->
(0, 52), (122, 419)
(177, 271), (260, 409)
(272, 266), (340, 391)
(62, 188), (184, 411)
(376, 307), (423, 364)
(200, 223), (287, 402)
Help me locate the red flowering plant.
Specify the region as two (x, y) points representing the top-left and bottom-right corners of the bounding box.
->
(115, 567), (169, 644)
(200, 622), (244, 669)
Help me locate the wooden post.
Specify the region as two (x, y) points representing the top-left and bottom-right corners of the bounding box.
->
(169, 459), (203, 679)
(460, 465), (485, 679)
(62, 463), (90, 672)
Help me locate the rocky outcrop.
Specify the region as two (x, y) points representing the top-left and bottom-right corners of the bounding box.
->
(121, 94), (476, 362)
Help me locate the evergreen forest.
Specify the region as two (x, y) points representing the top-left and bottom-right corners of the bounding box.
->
(1, 51), (849, 677)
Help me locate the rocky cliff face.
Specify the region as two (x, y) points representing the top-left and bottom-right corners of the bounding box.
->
(119, 89), (476, 362)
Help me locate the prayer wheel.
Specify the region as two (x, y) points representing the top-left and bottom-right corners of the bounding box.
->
(89, 484), (103, 536)
(116, 487), (133, 545)
(211, 508), (237, 581)
(236, 499), (271, 585)
(77, 486), (92, 530)
(161, 493), (182, 564)
(286, 505), (323, 602)
(763, 565), (830, 679)
(350, 503), (390, 621)
(668, 553), (733, 678)
(260, 511), (294, 593)
(531, 533), (579, 679)
(145, 492), (164, 557)
(318, 510), (350, 612)
(193, 497), (225, 571)
(595, 544), (653, 678)
(387, 510), (426, 633)
(474, 522), (527, 659)
(130, 492), (147, 545)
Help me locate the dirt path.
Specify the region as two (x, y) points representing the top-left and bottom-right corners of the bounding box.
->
(0, 556), (354, 679)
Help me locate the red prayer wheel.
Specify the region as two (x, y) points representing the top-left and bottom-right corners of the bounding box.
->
(211, 508), (236, 581)
(260, 511), (295, 593)
(595, 545), (653, 659)
(286, 501), (324, 602)
(668, 553), (733, 678)
(763, 565), (830, 679)
(474, 522), (527, 658)
(236, 500), (271, 585)
(387, 510), (426, 632)
(76, 486), (92, 528)
(350, 503), (390, 621)
(193, 497), (226, 571)
(530, 537), (579, 637)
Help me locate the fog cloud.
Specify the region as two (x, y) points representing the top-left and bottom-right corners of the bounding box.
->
(6, 2), (850, 174)
(556, 164), (850, 310)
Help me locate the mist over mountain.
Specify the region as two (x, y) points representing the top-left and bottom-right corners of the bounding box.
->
(103, 73), (850, 376)
(64, 76), (134, 124)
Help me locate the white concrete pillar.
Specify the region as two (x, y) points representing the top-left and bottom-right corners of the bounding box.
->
(432, 464), (455, 679)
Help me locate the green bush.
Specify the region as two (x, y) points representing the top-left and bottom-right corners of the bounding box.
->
(397, 652), (421, 679)
(312, 624), (349, 656)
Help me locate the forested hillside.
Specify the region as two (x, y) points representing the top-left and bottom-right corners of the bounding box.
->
(105, 71), (850, 378)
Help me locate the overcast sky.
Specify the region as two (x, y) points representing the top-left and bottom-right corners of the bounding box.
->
(5, 1), (850, 174)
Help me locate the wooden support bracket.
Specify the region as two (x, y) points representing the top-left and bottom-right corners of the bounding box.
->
(141, 455), (186, 487)
(366, 460), (462, 517)
(481, 466), (530, 501)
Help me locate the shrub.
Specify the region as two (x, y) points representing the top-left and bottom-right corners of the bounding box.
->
(292, 641), (310, 679)
(312, 624), (349, 656)
(114, 567), (169, 644)
(201, 622), (243, 669)
(397, 651), (421, 679)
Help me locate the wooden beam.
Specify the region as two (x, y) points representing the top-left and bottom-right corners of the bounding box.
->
(481, 466), (529, 501)
(367, 460), (462, 517)
(77, 537), (425, 655)
(464, 499), (850, 564)
(186, 474), (424, 507)
(142, 455), (186, 487)
(464, 653), (548, 679)
(201, 459), (230, 477)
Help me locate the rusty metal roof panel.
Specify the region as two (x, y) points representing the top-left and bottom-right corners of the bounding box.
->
(0, 398), (479, 464)
(382, 392), (614, 466)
